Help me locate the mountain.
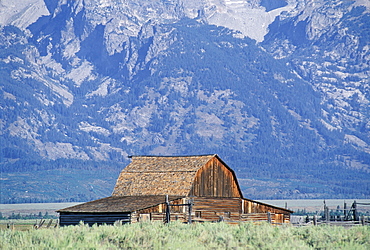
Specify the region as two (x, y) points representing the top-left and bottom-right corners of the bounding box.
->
(1, 0), (369, 203)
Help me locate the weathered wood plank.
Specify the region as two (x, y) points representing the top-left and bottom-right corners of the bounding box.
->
(189, 157), (242, 198)
(59, 212), (131, 226)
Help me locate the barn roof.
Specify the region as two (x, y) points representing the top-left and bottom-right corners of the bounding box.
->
(57, 195), (182, 213)
(112, 154), (224, 197)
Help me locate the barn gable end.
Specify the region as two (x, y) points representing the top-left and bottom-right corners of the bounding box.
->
(189, 155), (242, 197)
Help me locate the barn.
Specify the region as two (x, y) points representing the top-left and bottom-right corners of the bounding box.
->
(57, 155), (292, 226)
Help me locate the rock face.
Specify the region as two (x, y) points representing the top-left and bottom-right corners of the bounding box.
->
(1, 0), (369, 202)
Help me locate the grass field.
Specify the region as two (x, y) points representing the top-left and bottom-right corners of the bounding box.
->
(0, 219), (59, 231)
(1, 221), (370, 249)
(0, 220), (37, 231)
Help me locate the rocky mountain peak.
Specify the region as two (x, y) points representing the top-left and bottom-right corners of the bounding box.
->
(1, 0), (369, 202)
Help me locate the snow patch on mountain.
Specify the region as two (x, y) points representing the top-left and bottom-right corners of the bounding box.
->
(0, 0), (49, 29)
(87, 78), (114, 97)
(31, 73), (74, 107)
(3, 91), (16, 101)
(345, 134), (370, 154)
(41, 142), (90, 160)
(8, 117), (39, 141)
(79, 122), (111, 136)
(354, 0), (370, 12)
(66, 60), (96, 87)
(201, 0), (296, 42)
(60, 18), (81, 59)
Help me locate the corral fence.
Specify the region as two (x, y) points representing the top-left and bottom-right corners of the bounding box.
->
(291, 200), (370, 227)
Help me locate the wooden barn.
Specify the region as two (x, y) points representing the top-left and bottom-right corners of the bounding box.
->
(57, 155), (292, 226)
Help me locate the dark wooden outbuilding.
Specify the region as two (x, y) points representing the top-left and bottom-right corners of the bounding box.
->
(58, 155), (292, 226)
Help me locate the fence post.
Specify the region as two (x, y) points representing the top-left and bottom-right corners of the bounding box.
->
(47, 219), (53, 228)
(361, 215), (365, 226)
(305, 215), (310, 223)
(188, 199), (192, 224)
(313, 215), (317, 226)
(165, 195), (170, 224)
(267, 212), (271, 224)
(325, 206), (329, 223)
(353, 201), (359, 221)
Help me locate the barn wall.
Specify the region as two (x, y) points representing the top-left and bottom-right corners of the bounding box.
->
(132, 197), (242, 223)
(192, 197), (241, 213)
(242, 199), (291, 215)
(130, 198), (186, 223)
(127, 197), (291, 224)
(59, 212), (131, 226)
(135, 198), (185, 214)
(189, 198), (290, 223)
(189, 158), (242, 197)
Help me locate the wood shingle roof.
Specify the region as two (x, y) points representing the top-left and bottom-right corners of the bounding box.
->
(112, 155), (217, 197)
(57, 195), (182, 213)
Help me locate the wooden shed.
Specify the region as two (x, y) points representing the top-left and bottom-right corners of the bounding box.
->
(58, 155), (292, 226)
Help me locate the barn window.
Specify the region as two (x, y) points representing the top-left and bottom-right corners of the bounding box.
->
(195, 211), (202, 218)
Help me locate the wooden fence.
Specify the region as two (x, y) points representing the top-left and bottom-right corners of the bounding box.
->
(291, 215), (369, 227)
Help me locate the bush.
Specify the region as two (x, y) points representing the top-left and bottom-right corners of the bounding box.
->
(0, 221), (369, 249)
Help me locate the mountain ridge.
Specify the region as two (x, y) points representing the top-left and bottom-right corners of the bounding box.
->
(1, 0), (369, 203)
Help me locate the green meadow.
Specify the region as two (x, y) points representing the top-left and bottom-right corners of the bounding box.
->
(1, 221), (369, 249)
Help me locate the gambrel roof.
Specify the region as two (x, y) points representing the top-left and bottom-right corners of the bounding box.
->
(112, 154), (243, 198)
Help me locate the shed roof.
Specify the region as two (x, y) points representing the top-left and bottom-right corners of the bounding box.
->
(112, 155), (220, 197)
(57, 195), (182, 213)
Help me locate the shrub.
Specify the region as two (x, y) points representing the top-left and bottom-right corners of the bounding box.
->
(0, 222), (369, 249)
